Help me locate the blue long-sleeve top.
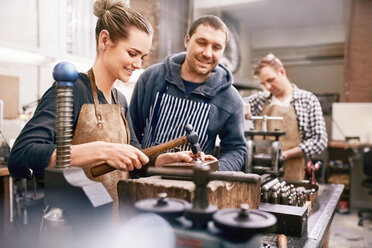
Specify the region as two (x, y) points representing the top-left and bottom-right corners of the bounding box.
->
(8, 73), (139, 178)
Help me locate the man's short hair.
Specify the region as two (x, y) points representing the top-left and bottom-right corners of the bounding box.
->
(188, 15), (229, 44)
(253, 53), (284, 77)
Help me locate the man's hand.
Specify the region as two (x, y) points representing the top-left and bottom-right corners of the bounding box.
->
(243, 102), (252, 119)
(282, 147), (304, 160)
(155, 151), (217, 167)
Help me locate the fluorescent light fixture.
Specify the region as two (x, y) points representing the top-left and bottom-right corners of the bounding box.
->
(195, 0), (264, 9)
(0, 46), (51, 65)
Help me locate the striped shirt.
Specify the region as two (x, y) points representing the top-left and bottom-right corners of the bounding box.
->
(244, 84), (328, 158)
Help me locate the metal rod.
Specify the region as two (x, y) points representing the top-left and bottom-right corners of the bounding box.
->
(9, 176), (13, 222)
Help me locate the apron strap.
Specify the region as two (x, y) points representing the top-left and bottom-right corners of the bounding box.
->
(87, 69), (117, 126)
(87, 69), (104, 126)
(150, 82), (169, 141)
(111, 89), (119, 104)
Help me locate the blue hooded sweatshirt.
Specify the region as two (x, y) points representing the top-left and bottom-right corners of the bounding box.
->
(130, 52), (247, 171)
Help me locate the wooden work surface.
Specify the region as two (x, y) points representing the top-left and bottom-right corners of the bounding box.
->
(0, 166), (9, 177)
(261, 183), (344, 248)
(328, 140), (371, 149)
(118, 173), (261, 218)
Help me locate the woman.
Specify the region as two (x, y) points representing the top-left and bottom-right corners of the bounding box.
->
(8, 0), (208, 185)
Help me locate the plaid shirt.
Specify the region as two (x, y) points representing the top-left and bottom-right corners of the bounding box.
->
(244, 84), (328, 158)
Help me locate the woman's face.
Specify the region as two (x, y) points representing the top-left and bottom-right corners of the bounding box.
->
(101, 28), (152, 82)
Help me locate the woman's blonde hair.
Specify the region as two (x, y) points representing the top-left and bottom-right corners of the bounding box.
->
(93, 0), (153, 52)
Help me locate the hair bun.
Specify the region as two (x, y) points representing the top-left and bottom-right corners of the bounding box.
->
(93, 0), (124, 18)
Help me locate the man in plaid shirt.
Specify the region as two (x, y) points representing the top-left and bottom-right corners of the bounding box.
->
(244, 53), (327, 180)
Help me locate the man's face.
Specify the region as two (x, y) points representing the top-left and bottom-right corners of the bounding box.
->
(257, 66), (287, 97)
(184, 24), (226, 77)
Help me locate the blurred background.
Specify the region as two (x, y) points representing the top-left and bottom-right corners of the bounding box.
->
(0, 0), (371, 210)
(1, 0), (371, 142)
(0, 1), (372, 247)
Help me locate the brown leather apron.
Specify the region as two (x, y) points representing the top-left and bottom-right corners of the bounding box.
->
(255, 104), (305, 181)
(72, 69), (130, 213)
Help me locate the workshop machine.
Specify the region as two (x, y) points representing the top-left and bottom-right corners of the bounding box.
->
(134, 165), (277, 248)
(245, 115), (286, 177)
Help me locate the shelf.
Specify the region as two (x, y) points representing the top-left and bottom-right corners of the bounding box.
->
(328, 165), (349, 172)
(328, 140), (370, 149)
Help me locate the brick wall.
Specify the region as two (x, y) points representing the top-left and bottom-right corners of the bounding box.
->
(130, 0), (160, 68)
(345, 0), (372, 102)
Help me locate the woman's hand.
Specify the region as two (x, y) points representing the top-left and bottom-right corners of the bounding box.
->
(49, 141), (149, 172)
(155, 151), (217, 167)
(103, 143), (149, 171)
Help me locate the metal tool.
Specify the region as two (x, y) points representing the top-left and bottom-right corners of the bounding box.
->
(306, 160), (321, 184)
(245, 115), (286, 177)
(277, 234), (288, 248)
(90, 124), (201, 177)
(133, 165), (275, 247)
(41, 62), (113, 248)
(185, 123), (201, 160)
(261, 179), (318, 207)
(251, 115), (283, 132)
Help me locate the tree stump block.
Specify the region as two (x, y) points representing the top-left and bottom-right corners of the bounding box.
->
(118, 172), (261, 219)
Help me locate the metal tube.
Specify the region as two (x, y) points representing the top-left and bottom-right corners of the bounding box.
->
(9, 176), (13, 222)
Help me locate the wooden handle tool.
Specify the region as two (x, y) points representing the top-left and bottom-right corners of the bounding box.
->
(90, 136), (188, 177)
(277, 234), (288, 248)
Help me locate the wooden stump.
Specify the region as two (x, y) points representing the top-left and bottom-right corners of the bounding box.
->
(118, 172), (261, 219)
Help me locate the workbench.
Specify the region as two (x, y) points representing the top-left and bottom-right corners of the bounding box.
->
(261, 183), (344, 248)
(0, 165), (12, 248)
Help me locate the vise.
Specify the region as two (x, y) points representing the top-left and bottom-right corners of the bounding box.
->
(244, 115), (285, 177)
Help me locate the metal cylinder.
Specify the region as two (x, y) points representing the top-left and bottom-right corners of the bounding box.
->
(53, 62), (78, 168)
(55, 87), (74, 168)
(39, 62), (78, 248)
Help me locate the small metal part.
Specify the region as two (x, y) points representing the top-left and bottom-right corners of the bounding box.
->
(156, 192), (168, 206)
(298, 193), (304, 207)
(288, 195), (293, 206)
(280, 181), (286, 188)
(280, 190), (288, 205)
(271, 183), (280, 192)
(296, 186), (306, 194)
(271, 191), (279, 204)
(262, 178), (279, 192)
(236, 204), (250, 221)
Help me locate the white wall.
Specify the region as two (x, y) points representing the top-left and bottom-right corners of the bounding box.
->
(251, 25), (345, 49)
(0, 0), (95, 143)
(248, 25), (345, 96)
